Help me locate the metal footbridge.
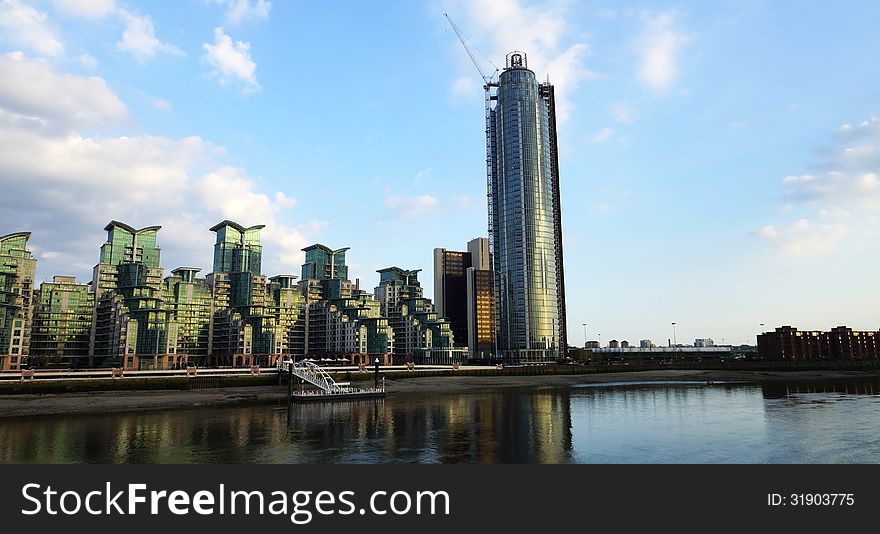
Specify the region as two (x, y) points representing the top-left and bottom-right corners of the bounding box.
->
(282, 360), (385, 402)
(289, 360), (347, 393)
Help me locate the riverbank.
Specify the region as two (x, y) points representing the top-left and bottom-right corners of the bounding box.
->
(2, 368), (879, 419)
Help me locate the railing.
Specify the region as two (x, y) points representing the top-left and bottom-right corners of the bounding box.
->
(289, 361), (343, 393)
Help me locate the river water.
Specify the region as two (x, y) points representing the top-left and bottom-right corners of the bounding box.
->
(2, 378), (880, 463)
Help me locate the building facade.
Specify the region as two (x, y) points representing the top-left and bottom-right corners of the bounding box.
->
(30, 276), (93, 366)
(375, 267), (464, 364)
(758, 326), (880, 361)
(0, 233), (36, 371)
(163, 268), (212, 366)
(433, 248), (471, 346)
(466, 266), (495, 360)
(487, 51), (566, 362)
(300, 244), (393, 362)
(89, 222), (179, 370)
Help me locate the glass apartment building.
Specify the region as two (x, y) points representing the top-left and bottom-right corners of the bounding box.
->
(487, 52), (566, 362)
(30, 276), (93, 365)
(90, 222), (177, 369)
(0, 233), (36, 371)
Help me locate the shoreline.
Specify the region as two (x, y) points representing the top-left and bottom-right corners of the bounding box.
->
(1, 369), (879, 419)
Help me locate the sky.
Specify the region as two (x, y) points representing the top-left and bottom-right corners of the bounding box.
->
(0, 0), (878, 347)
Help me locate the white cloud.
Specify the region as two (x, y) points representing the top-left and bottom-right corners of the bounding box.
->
(610, 101), (634, 124)
(0, 52), (127, 130)
(202, 27), (260, 93)
(78, 52), (97, 69)
(758, 219), (849, 257)
(588, 127), (614, 144)
(117, 10), (183, 61)
(637, 11), (690, 93)
(52, 0), (115, 19)
(0, 52), (318, 281)
(207, 0), (271, 26)
(759, 115), (880, 256)
(445, 0), (598, 121)
(0, 0), (65, 57)
(49, 1), (181, 63)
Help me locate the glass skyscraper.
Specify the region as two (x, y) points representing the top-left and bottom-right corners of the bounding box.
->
(487, 51), (567, 362)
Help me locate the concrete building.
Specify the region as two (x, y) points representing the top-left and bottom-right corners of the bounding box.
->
(487, 51), (566, 362)
(640, 339), (654, 348)
(695, 338), (715, 348)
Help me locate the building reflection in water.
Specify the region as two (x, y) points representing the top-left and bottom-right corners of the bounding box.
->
(282, 390), (573, 464)
(0, 390), (574, 464)
(4, 378), (879, 464)
(761, 377), (880, 399)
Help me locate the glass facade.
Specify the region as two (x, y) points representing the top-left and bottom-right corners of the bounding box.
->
(208, 221), (286, 366)
(163, 268), (212, 365)
(211, 221), (264, 275)
(91, 222), (176, 368)
(375, 267), (459, 362)
(488, 52), (563, 362)
(0, 233), (36, 370)
(467, 267), (496, 359)
(30, 276), (93, 363)
(300, 245), (393, 357)
(433, 249), (471, 347)
(301, 245), (350, 281)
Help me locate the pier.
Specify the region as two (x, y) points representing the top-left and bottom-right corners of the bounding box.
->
(284, 360), (386, 402)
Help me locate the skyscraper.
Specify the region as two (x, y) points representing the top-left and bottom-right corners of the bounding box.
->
(433, 248), (471, 345)
(487, 51), (566, 362)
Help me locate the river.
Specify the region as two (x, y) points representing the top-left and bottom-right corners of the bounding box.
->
(2, 378), (880, 463)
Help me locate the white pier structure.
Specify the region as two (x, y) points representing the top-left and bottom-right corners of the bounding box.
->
(281, 360), (385, 401)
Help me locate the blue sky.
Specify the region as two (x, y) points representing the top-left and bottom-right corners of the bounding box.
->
(0, 0), (878, 346)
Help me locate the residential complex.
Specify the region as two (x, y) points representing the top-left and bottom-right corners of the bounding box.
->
(758, 326), (880, 361)
(2, 221), (476, 370)
(486, 51), (567, 362)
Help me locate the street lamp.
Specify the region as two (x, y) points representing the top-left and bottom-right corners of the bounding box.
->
(598, 333), (602, 348)
(582, 323), (587, 348)
(760, 323), (765, 334)
(671, 322), (677, 347)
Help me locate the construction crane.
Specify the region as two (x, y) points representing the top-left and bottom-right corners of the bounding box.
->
(444, 12), (499, 87)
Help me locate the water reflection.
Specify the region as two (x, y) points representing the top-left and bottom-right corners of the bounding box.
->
(279, 389), (572, 464)
(761, 376), (880, 399)
(1, 379), (879, 464)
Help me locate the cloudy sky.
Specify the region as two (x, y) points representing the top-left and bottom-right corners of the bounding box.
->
(0, 0), (878, 346)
